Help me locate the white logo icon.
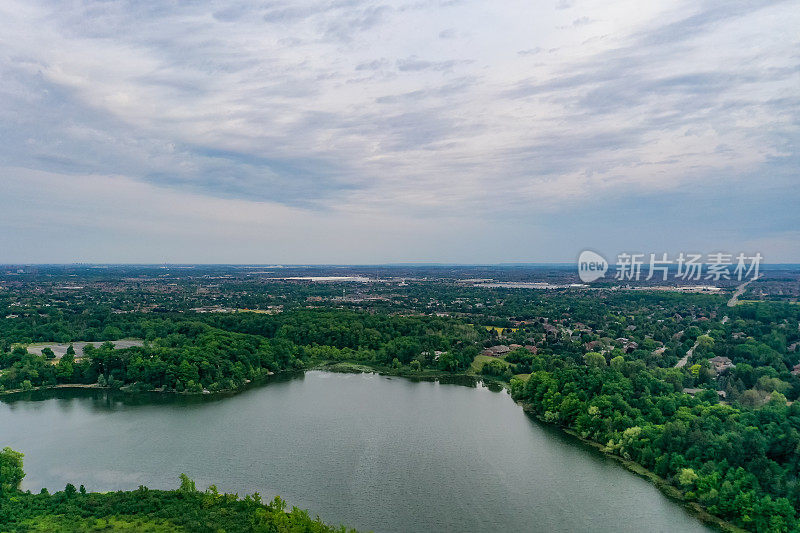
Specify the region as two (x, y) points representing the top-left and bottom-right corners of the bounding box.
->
(578, 250), (608, 282)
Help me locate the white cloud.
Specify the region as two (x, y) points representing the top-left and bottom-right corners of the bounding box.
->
(0, 0), (797, 260)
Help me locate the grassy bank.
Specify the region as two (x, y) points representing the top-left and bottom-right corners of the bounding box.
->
(314, 361), (478, 382)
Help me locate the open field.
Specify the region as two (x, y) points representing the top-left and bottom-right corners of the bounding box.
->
(469, 354), (511, 374)
(483, 326), (517, 334)
(25, 339), (144, 358)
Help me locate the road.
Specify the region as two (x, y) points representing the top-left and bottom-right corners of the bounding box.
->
(675, 332), (707, 368)
(728, 275), (759, 307)
(674, 277), (753, 368)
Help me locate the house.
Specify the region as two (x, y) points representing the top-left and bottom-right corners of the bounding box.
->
(682, 388), (727, 400)
(584, 340), (602, 351)
(615, 337), (638, 353)
(791, 364), (800, 376)
(573, 323), (593, 335)
(710, 356), (735, 374)
(485, 345), (511, 357)
(524, 345), (538, 354)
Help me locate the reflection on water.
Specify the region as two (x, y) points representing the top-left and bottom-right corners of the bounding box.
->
(0, 371), (710, 533)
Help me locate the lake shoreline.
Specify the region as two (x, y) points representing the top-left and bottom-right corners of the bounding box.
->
(0, 359), (469, 398)
(0, 363), (745, 532)
(516, 401), (745, 533)
(312, 364), (745, 533)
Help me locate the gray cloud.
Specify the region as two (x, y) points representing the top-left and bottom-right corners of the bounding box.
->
(355, 58), (390, 71)
(0, 0), (798, 261)
(396, 56), (471, 72)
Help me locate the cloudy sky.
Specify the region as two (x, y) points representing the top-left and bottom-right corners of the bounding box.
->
(0, 0), (797, 263)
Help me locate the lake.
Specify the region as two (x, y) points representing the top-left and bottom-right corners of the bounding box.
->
(0, 371), (710, 532)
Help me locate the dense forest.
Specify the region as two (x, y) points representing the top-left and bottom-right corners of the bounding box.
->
(0, 310), (480, 393)
(510, 300), (800, 532)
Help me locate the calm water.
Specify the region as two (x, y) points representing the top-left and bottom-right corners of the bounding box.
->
(1, 371), (710, 532)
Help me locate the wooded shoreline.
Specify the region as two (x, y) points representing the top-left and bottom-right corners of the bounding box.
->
(0, 363), (741, 532)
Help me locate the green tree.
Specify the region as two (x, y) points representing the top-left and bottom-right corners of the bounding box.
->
(768, 391), (788, 406)
(179, 473), (196, 493)
(0, 447), (25, 494)
(56, 354), (74, 382)
(101, 326), (123, 339)
(584, 352), (606, 368)
(481, 359), (509, 377)
(696, 335), (714, 351)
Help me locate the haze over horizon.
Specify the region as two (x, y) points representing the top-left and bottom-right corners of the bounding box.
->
(1, 0), (798, 263)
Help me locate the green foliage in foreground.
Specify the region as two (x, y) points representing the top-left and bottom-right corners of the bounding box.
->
(0, 449), (356, 533)
(12, 514), (181, 532)
(1, 490), (353, 532)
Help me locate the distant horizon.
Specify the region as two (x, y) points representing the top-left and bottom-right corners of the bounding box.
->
(4, 262), (800, 268)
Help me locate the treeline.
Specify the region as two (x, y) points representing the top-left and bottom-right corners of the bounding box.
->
(0, 284), (724, 346)
(511, 351), (800, 532)
(0, 447), (354, 532)
(0, 310), (482, 393)
(0, 326), (287, 393)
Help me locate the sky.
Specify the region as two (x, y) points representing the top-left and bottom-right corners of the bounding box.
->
(0, 0), (798, 264)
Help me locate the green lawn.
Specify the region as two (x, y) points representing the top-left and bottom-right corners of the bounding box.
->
(470, 354), (511, 374)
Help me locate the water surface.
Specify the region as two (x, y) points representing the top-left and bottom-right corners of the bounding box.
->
(1, 371), (709, 532)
